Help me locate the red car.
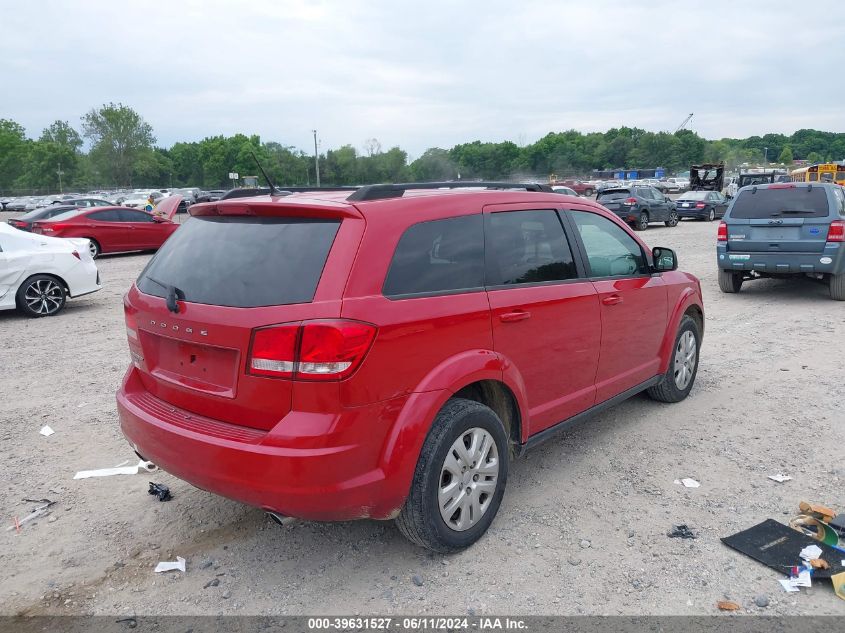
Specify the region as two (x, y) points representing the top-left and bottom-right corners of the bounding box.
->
(117, 183), (704, 552)
(31, 196), (181, 258)
(552, 179), (596, 196)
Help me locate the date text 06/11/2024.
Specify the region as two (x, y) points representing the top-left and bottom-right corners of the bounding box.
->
(306, 617), (528, 630)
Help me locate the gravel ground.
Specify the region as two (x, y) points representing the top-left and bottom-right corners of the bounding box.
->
(1, 211), (843, 617)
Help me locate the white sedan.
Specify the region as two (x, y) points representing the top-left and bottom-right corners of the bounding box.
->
(0, 223), (102, 317)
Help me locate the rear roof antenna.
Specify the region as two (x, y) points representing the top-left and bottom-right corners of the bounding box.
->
(250, 151), (280, 196)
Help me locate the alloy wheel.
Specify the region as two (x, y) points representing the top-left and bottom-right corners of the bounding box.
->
(438, 428), (500, 531)
(23, 279), (64, 315)
(673, 330), (697, 390)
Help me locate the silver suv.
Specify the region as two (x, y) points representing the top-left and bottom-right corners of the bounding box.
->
(716, 182), (845, 300)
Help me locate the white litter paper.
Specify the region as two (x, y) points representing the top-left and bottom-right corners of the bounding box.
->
(779, 570), (812, 592)
(768, 474), (792, 483)
(39, 425), (55, 437)
(73, 460), (157, 480)
(793, 570), (812, 587)
(154, 556), (186, 573)
(799, 545), (823, 561)
(674, 478), (700, 488)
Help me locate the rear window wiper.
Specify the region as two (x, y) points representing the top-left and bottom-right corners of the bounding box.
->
(145, 276), (185, 313)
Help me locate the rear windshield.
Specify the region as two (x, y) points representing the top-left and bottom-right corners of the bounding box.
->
(678, 192), (708, 201)
(137, 216), (340, 307)
(729, 187), (830, 219)
(597, 189), (631, 200)
(43, 209), (86, 222)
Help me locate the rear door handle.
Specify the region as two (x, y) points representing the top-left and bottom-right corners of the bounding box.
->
(499, 310), (531, 323)
(602, 295), (623, 306)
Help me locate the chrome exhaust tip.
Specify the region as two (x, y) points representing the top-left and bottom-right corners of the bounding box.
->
(266, 511), (297, 526)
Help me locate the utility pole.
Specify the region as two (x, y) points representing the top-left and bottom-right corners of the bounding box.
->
(56, 162), (64, 193)
(312, 129), (320, 187)
(763, 147), (768, 164)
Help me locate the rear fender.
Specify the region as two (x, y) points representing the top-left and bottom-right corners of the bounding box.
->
(374, 349), (529, 517)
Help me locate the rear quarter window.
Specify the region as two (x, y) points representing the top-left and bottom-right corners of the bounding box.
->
(137, 216), (340, 308)
(383, 215), (484, 297)
(728, 187), (831, 219)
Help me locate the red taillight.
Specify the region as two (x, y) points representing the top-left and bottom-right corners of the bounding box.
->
(249, 324), (299, 378)
(298, 321), (377, 380)
(124, 304), (139, 341)
(9, 220), (25, 227)
(623, 197), (637, 206)
(717, 221), (728, 241)
(828, 220), (845, 242)
(695, 202), (706, 208)
(248, 320), (377, 381)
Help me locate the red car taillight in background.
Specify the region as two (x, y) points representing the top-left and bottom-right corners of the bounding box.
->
(8, 220), (27, 229)
(623, 197), (637, 206)
(695, 202), (706, 209)
(249, 320), (377, 381)
(827, 220), (845, 242)
(717, 221), (728, 241)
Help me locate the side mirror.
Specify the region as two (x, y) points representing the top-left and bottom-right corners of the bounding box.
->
(652, 247), (678, 272)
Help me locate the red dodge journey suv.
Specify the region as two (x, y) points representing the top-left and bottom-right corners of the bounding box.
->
(117, 182), (704, 552)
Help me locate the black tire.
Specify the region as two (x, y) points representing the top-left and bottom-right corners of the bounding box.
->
(707, 208), (716, 222)
(16, 274), (67, 318)
(585, 188), (594, 196)
(85, 238), (101, 259)
(396, 398), (509, 553)
(830, 273), (845, 301)
(634, 212), (649, 231)
(646, 315), (700, 403)
(665, 211), (679, 227)
(718, 269), (743, 293)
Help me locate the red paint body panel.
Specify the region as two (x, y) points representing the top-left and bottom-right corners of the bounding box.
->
(116, 190), (704, 522)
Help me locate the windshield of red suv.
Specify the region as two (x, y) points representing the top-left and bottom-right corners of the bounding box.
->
(137, 216), (340, 307)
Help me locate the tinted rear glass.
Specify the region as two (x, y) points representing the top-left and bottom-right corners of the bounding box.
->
(137, 216), (340, 307)
(44, 209), (86, 222)
(597, 189), (631, 200)
(729, 187), (830, 219)
(383, 215), (484, 297)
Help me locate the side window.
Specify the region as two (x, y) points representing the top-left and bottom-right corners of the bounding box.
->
(833, 187), (845, 215)
(383, 215), (484, 297)
(570, 211), (648, 278)
(88, 209), (121, 222)
(485, 210), (578, 286)
(119, 209), (154, 222)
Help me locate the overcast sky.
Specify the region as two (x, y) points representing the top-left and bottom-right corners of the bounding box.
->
(2, 0), (843, 157)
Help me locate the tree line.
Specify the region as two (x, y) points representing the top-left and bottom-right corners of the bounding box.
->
(2, 103), (844, 195)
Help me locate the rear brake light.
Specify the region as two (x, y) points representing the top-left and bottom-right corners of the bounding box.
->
(298, 321), (377, 379)
(717, 221), (728, 241)
(124, 304), (139, 341)
(249, 325), (298, 378)
(623, 197), (637, 206)
(695, 202), (706, 208)
(827, 220), (845, 242)
(248, 320), (377, 381)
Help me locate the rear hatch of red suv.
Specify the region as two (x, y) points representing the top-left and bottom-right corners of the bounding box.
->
(124, 198), (363, 431)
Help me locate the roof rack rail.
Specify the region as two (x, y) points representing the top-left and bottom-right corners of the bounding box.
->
(346, 181), (554, 202)
(219, 186), (359, 200)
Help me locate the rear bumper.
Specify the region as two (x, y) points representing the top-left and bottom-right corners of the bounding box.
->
(677, 208), (708, 219)
(116, 366), (409, 521)
(717, 243), (845, 274)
